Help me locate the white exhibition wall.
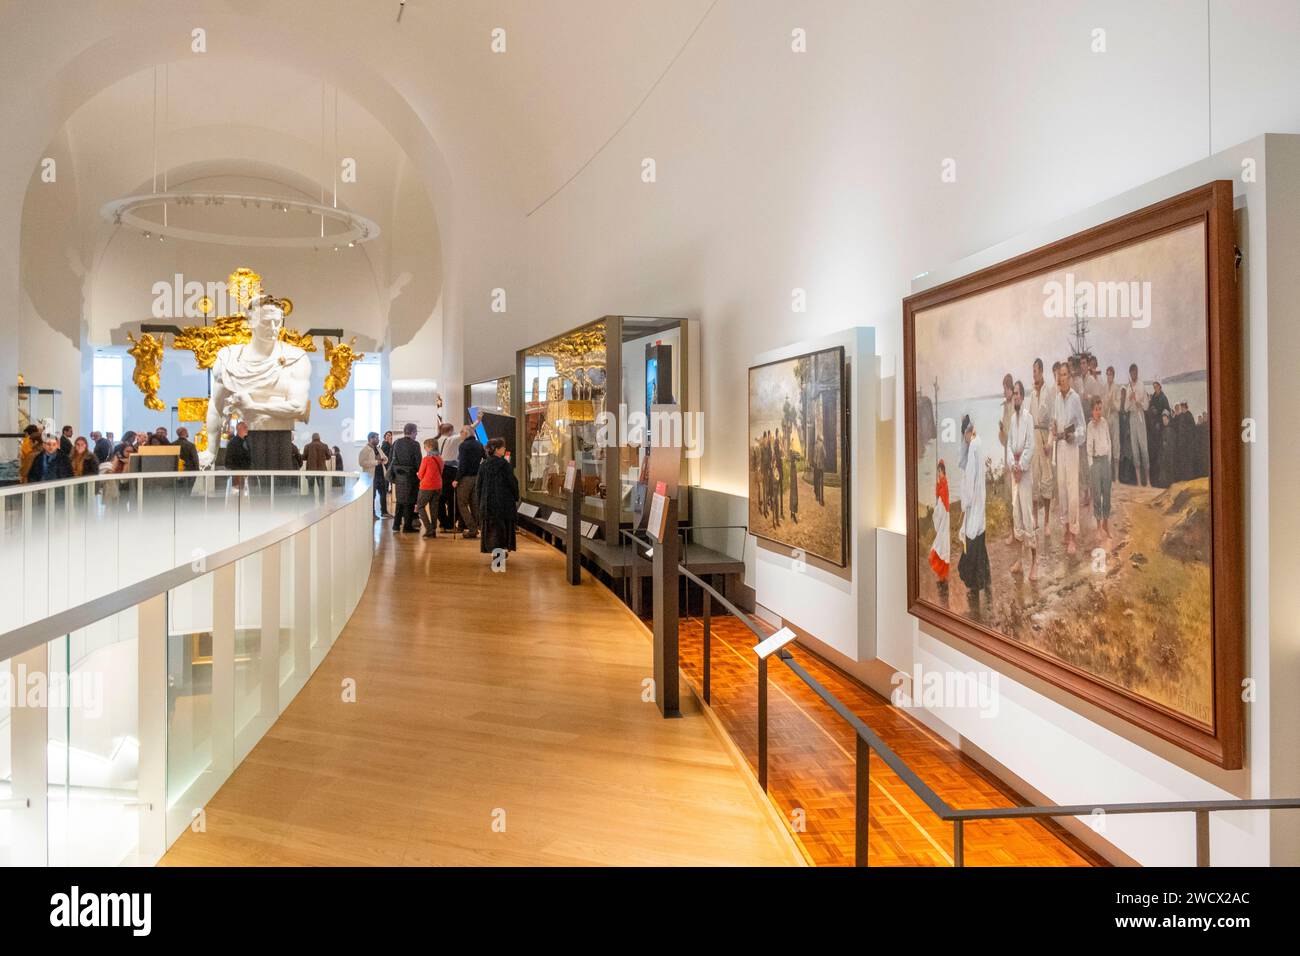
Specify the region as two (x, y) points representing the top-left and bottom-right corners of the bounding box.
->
(448, 4), (1300, 866)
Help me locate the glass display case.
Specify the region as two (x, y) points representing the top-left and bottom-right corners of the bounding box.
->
(17, 385), (61, 435)
(0, 433), (24, 486)
(519, 319), (609, 521)
(517, 315), (698, 536)
(464, 375), (514, 418)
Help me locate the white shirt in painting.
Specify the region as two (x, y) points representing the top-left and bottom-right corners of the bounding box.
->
(1086, 417), (1112, 462)
(1051, 387), (1086, 446)
(960, 435), (987, 540)
(1126, 376), (1149, 415)
(1005, 408), (1035, 478)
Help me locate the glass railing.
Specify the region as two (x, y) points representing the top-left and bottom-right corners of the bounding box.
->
(0, 470), (373, 866)
(0, 471), (364, 636)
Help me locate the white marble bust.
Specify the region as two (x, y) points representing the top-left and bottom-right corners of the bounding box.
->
(206, 295), (311, 441)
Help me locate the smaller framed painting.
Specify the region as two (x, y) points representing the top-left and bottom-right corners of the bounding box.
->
(748, 346), (848, 567)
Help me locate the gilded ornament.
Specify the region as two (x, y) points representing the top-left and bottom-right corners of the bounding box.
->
(177, 397), (209, 423)
(172, 314), (315, 369)
(319, 336), (364, 409)
(127, 332), (166, 411)
(227, 267), (263, 310)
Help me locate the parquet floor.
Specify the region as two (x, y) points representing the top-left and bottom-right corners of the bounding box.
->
(160, 526), (800, 866)
(676, 614), (1109, 867)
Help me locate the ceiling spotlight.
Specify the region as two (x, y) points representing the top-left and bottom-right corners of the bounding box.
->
(347, 240), (356, 247)
(142, 231), (151, 239)
(397, 1), (405, 23)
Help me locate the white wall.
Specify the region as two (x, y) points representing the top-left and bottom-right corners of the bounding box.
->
(18, 127), (86, 432)
(751, 328), (879, 664)
(456, 3), (1300, 865)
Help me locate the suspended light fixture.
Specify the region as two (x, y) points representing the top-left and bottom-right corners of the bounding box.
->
(101, 69), (378, 249)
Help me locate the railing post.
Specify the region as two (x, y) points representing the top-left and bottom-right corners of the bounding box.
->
(259, 542), (281, 720)
(564, 461), (581, 586)
(953, 819), (965, 867)
(855, 736), (870, 866)
(702, 581), (711, 705)
(293, 529), (312, 684)
(1195, 810), (1210, 867)
(137, 592), (168, 861)
(212, 563), (236, 775)
(651, 496), (680, 718)
(758, 654), (768, 791)
(9, 643), (48, 865)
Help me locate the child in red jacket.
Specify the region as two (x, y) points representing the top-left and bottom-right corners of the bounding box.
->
(417, 438), (444, 538)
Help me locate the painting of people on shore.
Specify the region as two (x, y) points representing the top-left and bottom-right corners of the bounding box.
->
(909, 218), (1222, 730)
(748, 347), (847, 566)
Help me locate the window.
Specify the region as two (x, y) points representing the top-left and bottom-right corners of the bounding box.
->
(353, 359), (382, 440)
(92, 353), (123, 438)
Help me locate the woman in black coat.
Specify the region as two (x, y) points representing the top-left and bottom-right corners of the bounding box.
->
(476, 437), (518, 559)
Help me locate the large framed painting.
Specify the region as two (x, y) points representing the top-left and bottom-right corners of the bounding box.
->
(903, 181), (1242, 768)
(748, 346), (848, 567)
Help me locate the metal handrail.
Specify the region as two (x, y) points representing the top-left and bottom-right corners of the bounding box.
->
(1, 468), (355, 499)
(675, 568), (1300, 867)
(0, 472), (372, 661)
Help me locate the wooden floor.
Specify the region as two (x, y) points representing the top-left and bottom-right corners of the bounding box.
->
(161, 526), (800, 867)
(677, 615), (1108, 867)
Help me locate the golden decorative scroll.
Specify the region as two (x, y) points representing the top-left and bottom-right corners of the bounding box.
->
(171, 314), (316, 369)
(194, 425), (209, 453)
(496, 377), (511, 412)
(127, 332), (166, 411)
(171, 314), (250, 369)
(279, 324), (315, 350)
(177, 397), (209, 423)
(320, 336), (364, 409)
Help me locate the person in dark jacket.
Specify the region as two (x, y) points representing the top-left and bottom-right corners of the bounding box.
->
(59, 424), (74, 456)
(389, 422), (424, 532)
(476, 437), (518, 561)
(92, 431), (112, 464)
(174, 427), (201, 472)
(380, 430), (395, 515)
(436, 423), (461, 531)
(225, 423), (252, 491)
(304, 432), (331, 493)
(27, 433), (74, 483)
(454, 429), (486, 538)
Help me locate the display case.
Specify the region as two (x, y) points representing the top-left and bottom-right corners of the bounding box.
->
(516, 315), (698, 537)
(0, 433), (24, 486)
(463, 374), (514, 418)
(17, 385), (60, 435)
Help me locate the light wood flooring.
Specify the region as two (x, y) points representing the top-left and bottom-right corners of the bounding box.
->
(160, 525), (800, 866)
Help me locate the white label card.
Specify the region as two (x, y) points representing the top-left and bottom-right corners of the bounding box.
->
(753, 626), (798, 661)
